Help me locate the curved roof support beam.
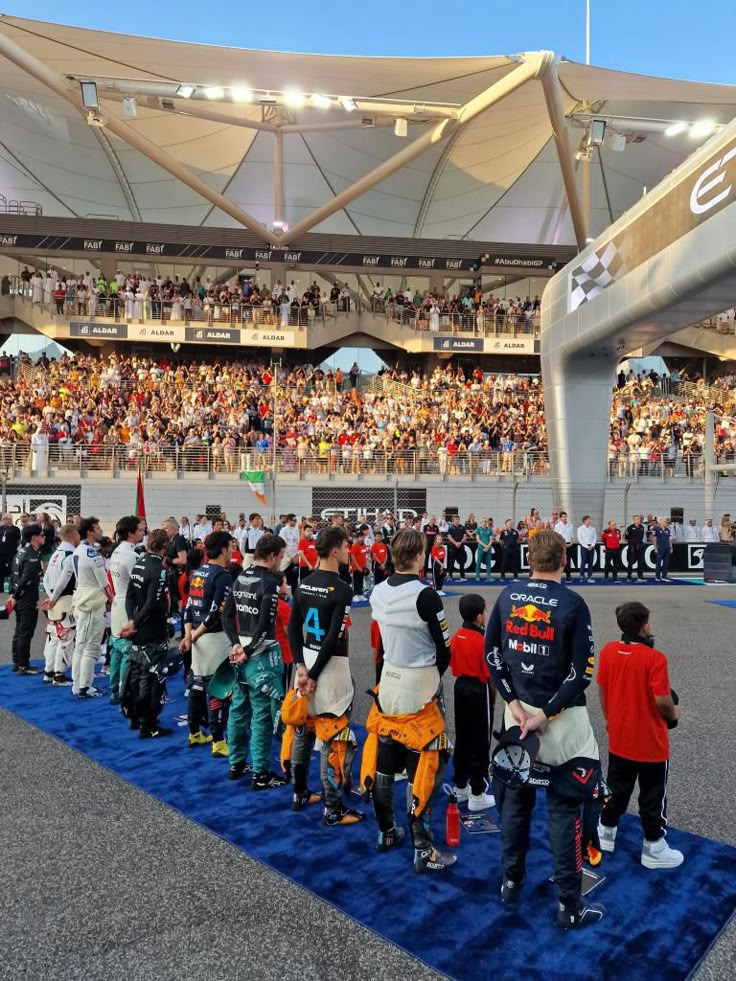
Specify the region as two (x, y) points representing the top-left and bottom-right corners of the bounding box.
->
(92, 128), (142, 221)
(0, 29), (277, 244)
(412, 128), (465, 238)
(282, 53), (550, 244)
(539, 55), (588, 250)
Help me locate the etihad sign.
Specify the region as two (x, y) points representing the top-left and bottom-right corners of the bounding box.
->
(690, 144), (736, 216)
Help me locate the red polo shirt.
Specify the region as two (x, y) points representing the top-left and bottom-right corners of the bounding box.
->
(597, 640), (671, 762)
(450, 626), (490, 683)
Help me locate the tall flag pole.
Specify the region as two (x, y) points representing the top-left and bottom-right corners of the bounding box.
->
(135, 459), (146, 520)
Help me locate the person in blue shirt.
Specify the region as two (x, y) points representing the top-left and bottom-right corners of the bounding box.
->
(652, 518), (672, 581)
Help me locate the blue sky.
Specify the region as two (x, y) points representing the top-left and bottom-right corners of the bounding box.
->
(3, 1), (736, 84)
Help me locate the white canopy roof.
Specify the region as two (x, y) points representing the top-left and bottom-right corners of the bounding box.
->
(2, 15), (736, 245)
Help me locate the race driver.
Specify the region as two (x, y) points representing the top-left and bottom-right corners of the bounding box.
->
(485, 528), (605, 929)
(287, 525), (363, 826)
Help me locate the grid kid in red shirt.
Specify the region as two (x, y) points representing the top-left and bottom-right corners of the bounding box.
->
(297, 526), (318, 581)
(431, 536), (446, 593)
(370, 533), (389, 585)
(449, 594), (495, 808)
(349, 527), (369, 597)
(596, 601), (683, 869)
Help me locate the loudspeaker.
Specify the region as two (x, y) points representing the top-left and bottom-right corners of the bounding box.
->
(445, 506), (459, 518)
(206, 505), (222, 521)
(670, 507), (684, 524)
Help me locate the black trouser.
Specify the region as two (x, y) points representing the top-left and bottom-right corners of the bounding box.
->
(448, 543), (465, 577)
(627, 544), (645, 579)
(499, 783), (582, 905)
(600, 753), (669, 842)
(500, 548), (520, 578)
(564, 545), (573, 579)
(127, 644), (167, 731)
(352, 569), (365, 595)
(285, 561), (299, 594)
(453, 677), (494, 794)
(580, 547), (594, 578)
(604, 547), (620, 579)
(0, 552), (13, 592)
(188, 674), (229, 741)
(432, 561), (445, 591)
(372, 736), (449, 851)
(373, 565), (388, 586)
(12, 595), (39, 668)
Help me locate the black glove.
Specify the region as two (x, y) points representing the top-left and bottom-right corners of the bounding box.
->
(667, 687), (679, 730)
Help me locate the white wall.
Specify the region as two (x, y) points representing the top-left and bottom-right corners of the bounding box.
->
(11, 474), (735, 533)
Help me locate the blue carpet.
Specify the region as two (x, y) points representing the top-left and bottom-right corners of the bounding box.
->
(707, 600), (736, 609)
(1, 665), (735, 981)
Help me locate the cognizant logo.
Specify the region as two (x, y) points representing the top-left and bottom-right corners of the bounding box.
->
(690, 145), (736, 216)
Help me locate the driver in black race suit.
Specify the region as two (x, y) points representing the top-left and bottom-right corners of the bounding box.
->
(485, 529), (605, 930)
(121, 528), (173, 739)
(222, 533), (289, 789)
(181, 530), (233, 754)
(287, 525), (364, 827)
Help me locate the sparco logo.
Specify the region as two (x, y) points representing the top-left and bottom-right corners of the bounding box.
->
(0, 235), (17, 246)
(690, 144), (736, 215)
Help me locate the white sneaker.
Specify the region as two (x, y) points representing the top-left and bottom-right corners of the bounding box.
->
(641, 838), (684, 869)
(468, 791), (496, 812)
(598, 822), (617, 852)
(452, 785), (470, 803)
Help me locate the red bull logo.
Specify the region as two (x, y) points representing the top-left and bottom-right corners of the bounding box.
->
(509, 603), (552, 624)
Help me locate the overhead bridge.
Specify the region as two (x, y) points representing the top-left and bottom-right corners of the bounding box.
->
(542, 118), (736, 527)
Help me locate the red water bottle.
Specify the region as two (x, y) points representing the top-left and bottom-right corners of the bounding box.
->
(446, 793), (461, 847)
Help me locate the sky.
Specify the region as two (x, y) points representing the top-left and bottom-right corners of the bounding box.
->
(3, 1), (736, 84)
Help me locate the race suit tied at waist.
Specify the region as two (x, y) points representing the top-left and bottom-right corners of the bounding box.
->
(303, 646), (354, 717)
(503, 701), (599, 766)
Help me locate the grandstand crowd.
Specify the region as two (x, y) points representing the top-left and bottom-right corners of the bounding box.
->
(1, 349), (736, 478)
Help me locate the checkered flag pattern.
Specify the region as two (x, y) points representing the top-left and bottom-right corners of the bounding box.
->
(569, 241), (624, 311)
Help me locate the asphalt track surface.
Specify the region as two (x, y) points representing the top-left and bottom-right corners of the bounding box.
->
(1, 579), (734, 981)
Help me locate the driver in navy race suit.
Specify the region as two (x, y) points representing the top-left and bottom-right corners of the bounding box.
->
(484, 529), (605, 931)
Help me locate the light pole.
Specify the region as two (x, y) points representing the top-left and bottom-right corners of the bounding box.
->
(271, 358), (282, 526)
(586, 0), (591, 65)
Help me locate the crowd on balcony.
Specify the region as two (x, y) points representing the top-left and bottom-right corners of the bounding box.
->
(0, 350), (735, 479)
(17, 267), (343, 326)
(371, 283), (541, 334)
(16, 266), (541, 335)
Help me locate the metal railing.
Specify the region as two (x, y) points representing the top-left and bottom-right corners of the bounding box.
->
(378, 299), (541, 337)
(2, 440), (731, 482)
(0, 193), (42, 216)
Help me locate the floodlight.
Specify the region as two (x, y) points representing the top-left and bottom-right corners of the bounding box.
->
(340, 96), (357, 112)
(80, 81), (99, 109)
(231, 86), (253, 103)
(122, 97), (137, 118)
(176, 84), (195, 99)
(664, 121), (687, 137)
(203, 86), (225, 100)
(394, 118), (408, 138)
(284, 88), (305, 108)
(589, 119), (607, 146)
(690, 119), (716, 139)
(312, 93), (332, 109)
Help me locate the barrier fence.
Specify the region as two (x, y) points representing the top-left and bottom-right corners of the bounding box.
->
(3, 441), (734, 482)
